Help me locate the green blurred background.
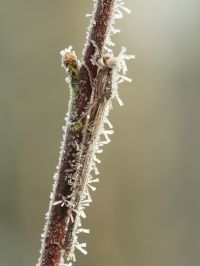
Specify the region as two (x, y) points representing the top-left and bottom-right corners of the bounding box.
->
(1, 0), (200, 265)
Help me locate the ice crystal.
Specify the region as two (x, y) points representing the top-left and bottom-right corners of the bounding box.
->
(37, 1), (134, 266)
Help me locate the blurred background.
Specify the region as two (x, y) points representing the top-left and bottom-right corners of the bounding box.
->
(0, 0), (200, 265)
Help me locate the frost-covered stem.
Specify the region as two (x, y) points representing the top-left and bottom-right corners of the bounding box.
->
(81, 0), (115, 82)
(38, 1), (116, 266)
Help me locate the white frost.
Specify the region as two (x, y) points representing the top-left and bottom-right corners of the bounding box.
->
(61, 0), (136, 261)
(37, 1), (134, 266)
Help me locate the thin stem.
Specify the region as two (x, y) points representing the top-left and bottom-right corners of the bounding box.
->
(38, 1), (116, 265)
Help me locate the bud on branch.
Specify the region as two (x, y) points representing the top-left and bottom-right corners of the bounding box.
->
(37, 1), (134, 266)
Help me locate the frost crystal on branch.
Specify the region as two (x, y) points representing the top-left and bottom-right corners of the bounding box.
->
(60, 4), (134, 266)
(37, 1), (134, 266)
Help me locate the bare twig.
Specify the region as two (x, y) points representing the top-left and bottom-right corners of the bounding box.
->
(37, 1), (133, 265)
(37, 1), (116, 266)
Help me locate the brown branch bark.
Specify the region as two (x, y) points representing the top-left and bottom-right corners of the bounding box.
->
(38, 1), (116, 265)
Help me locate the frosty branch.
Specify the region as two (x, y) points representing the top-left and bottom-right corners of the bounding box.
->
(37, 1), (134, 266)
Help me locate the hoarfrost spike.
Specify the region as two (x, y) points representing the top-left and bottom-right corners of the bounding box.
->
(77, 228), (90, 234)
(76, 242), (87, 255)
(88, 177), (100, 183)
(37, 1), (134, 266)
(104, 117), (113, 129)
(87, 183), (97, 192)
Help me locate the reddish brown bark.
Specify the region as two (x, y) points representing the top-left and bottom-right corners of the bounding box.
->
(38, 1), (116, 265)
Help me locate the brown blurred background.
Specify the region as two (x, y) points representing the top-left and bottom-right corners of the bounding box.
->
(1, 0), (200, 265)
